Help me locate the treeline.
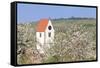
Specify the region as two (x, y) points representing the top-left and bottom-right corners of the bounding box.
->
(52, 17), (96, 21)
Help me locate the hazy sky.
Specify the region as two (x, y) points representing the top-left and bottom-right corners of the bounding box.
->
(17, 3), (96, 23)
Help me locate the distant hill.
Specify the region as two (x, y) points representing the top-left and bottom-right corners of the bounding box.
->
(52, 17), (96, 21)
(18, 17), (96, 24)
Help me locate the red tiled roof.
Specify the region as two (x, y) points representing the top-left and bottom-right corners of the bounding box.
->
(36, 19), (48, 32)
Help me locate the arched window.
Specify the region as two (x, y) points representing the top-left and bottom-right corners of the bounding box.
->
(40, 33), (41, 37)
(48, 32), (51, 37)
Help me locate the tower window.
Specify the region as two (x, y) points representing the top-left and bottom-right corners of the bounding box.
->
(48, 32), (51, 37)
(40, 33), (41, 37)
(48, 26), (52, 30)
